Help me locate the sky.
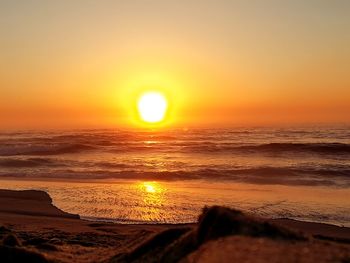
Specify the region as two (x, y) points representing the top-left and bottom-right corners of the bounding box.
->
(1, 0), (349, 129)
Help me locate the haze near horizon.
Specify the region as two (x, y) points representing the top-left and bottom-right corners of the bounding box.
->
(1, 0), (349, 129)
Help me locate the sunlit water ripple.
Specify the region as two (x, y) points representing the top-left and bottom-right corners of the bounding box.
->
(0, 127), (349, 225)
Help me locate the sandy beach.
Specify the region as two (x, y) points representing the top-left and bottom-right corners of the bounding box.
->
(0, 189), (349, 263)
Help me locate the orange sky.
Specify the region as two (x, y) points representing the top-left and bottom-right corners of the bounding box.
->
(1, 1), (349, 129)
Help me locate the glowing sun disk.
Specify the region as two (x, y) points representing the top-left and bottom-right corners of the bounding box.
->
(137, 92), (168, 123)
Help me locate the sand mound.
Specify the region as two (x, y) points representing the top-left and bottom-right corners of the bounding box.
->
(184, 235), (350, 263)
(110, 206), (307, 263)
(0, 189), (79, 219)
(1, 229), (49, 263)
(0, 245), (49, 263)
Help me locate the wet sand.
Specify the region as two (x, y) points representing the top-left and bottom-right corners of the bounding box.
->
(0, 189), (349, 262)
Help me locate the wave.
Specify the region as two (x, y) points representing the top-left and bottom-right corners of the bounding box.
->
(0, 165), (348, 187)
(0, 143), (97, 156)
(1, 140), (350, 158)
(1, 141), (350, 157)
(239, 143), (350, 154)
(184, 142), (350, 155)
(0, 157), (65, 168)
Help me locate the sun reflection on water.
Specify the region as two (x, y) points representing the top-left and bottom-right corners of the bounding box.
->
(138, 182), (165, 194)
(140, 181), (164, 194)
(136, 181), (166, 221)
(144, 183), (156, 193)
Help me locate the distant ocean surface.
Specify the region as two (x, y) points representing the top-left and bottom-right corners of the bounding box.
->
(0, 127), (349, 226)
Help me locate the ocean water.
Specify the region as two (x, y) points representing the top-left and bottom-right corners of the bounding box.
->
(0, 127), (349, 226)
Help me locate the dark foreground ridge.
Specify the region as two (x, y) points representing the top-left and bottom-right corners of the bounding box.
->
(110, 206), (307, 263)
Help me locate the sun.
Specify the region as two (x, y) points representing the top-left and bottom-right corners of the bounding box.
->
(137, 91), (168, 123)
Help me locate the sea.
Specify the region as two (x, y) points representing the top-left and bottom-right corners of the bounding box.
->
(0, 127), (349, 226)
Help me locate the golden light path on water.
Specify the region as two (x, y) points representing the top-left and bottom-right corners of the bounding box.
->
(0, 179), (349, 226)
(137, 182), (166, 221)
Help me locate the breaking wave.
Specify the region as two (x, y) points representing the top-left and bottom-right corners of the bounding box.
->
(0, 127), (349, 187)
(0, 143), (97, 156)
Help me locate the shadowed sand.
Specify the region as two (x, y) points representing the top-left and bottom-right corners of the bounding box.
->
(0, 189), (79, 219)
(0, 189), (349, 262)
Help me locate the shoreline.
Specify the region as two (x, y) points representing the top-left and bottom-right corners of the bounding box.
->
(0, 178), (349, 228)
(0, 189), (349, 262)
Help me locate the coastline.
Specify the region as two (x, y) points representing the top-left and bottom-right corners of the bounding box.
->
(0, 189), (349, 262)
(0, 178), (349, 228)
